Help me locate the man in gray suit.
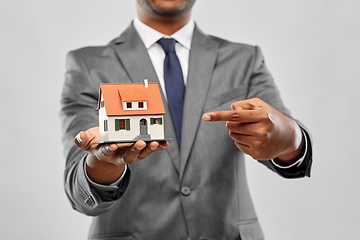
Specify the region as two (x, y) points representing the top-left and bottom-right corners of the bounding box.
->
(60, 0), (312, 239)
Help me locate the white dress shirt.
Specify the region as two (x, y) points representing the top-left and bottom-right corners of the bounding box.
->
(133, 15), (194, 98)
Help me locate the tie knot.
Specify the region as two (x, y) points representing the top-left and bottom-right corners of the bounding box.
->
(157, 38), (176, 54)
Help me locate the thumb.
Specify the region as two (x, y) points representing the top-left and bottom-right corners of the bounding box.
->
(231, 98), (263, 111)
(74, 131), (95, 151)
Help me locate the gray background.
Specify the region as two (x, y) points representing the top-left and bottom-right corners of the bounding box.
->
(1, 0), (359, 239)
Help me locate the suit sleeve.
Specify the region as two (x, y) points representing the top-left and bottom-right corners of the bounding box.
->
(59, 50), (131, 216)
(247, 46), (313, 179)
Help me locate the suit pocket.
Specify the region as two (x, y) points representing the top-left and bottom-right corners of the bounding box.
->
(237, 219), (264, 240)
(204, 84), (248, 112)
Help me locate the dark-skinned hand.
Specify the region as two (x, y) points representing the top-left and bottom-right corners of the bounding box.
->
(203, 98), (304, 164)
(74, 126), (169, 184)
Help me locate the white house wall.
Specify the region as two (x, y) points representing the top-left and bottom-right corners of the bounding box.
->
(107, 115), (164, 142)
(98, 99), (109, 142)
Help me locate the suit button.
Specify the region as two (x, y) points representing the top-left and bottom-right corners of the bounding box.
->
(181, 187), (191, 196)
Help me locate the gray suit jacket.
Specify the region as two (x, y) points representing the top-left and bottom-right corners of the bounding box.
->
(60, 23), (312, 240)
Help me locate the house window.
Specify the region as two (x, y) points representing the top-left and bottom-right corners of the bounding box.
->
(115, 119), (130, 131)
(119, 119), (126, 130)
(150, 118), (163, 125)
(104, 120), (108, 132)
(124, 101), (147, 110)
(100, 101), (104, 108)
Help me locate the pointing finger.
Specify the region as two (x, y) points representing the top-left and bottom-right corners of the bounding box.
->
(203, 110), (241, 122)
(203, 109), (265, 123)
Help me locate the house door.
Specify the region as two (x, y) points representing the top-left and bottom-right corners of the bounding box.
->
(139, 119), (148, 135)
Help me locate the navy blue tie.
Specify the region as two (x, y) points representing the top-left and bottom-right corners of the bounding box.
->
(157, 38), (185, 148)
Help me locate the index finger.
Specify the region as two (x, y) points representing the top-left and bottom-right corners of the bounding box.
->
(202, 109), (262, 122)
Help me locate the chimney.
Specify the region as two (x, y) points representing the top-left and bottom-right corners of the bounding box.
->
(144, 79), (149, 88)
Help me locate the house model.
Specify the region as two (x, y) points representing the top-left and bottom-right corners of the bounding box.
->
(97, 80), (166, 143)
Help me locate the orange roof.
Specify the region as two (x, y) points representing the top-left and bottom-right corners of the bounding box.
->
(118, 88), (147, 101)
(98, 82), (165, 116)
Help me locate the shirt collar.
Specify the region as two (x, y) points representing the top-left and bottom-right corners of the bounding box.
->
(133, 15), (194, 50)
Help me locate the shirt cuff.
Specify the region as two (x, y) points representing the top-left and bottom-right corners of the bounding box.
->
(270, 129), (308, 169)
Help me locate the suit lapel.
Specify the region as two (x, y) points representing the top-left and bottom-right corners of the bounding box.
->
(180, 26), (219, 177)
(112, 23), (180, 173)
(113, 24), (158, 84)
